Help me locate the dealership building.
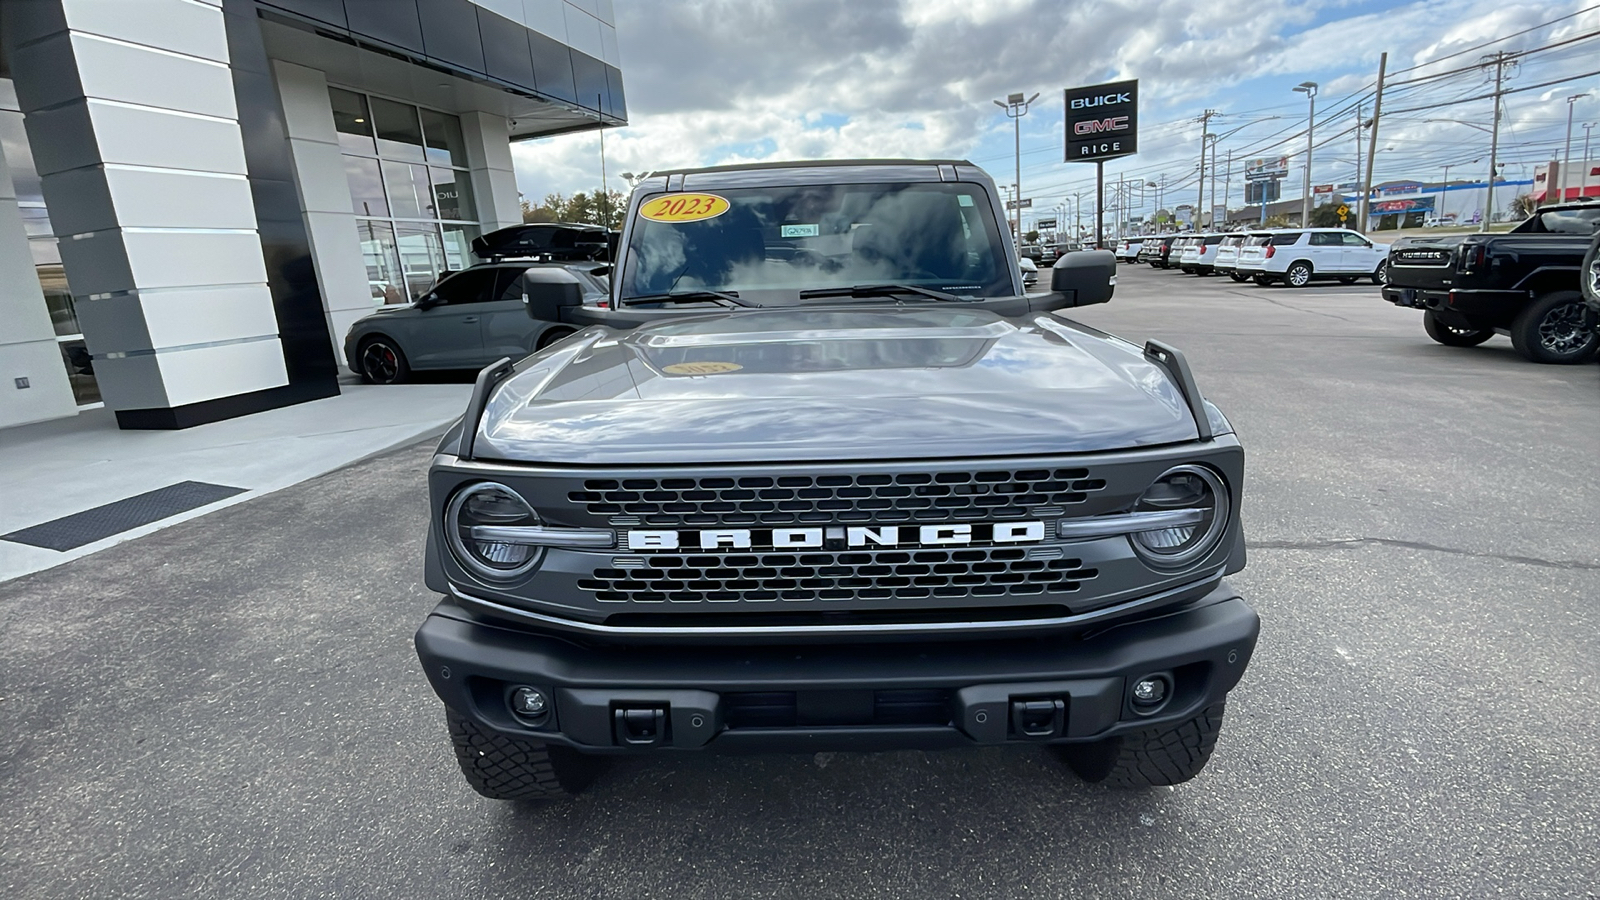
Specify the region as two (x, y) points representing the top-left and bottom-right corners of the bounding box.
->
(0, 0), (624, 430)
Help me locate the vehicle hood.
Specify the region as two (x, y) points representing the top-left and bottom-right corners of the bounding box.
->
(474, 307), (1201, 464)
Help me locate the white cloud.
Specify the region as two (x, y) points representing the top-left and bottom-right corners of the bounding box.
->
(509, 0), (1600, 211)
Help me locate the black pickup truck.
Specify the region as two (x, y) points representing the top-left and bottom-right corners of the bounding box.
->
(1382, 201), (1600, 364)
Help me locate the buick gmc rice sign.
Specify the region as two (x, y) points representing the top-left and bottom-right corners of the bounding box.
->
(1064, 79), (1138, 162)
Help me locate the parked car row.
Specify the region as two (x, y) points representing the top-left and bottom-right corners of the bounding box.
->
(1128, 229), (1391, 287)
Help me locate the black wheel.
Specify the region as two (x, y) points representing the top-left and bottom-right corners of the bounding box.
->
(1337, 276), (1358, 285)
(1252, 274), (1274, 286)
(1509, 291), (1599, 364)
(1229, 272), (1250, 283)
(446, 709), (602, 801)
(1372, 259), (1388, 285)
(358, 336), (409, 384)
(1423, 310), (1494, 347)
(1055, 702), (1227, 788)
(1283, 261), (1313, 288)
(536, 326), (578, 350)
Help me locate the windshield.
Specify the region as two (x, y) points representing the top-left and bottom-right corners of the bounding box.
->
(1517, 207), (1600, 235)
(620, 182), (1013, 300)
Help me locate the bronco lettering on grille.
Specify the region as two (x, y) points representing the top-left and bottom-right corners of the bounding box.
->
(626, 521), (1046, 552)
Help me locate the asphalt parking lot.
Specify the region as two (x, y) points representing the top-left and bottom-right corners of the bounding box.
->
(3, 263), (1597, 899)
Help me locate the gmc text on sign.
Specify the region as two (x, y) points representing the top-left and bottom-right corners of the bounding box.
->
(1063, 79), (1138, 163)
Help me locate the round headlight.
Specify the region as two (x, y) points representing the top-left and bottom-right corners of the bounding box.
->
(1129, 465), (1229, 569)
(446, 482), (542, 580)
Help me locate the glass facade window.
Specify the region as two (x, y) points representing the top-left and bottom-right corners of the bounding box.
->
(0, 101), (99, 407)
(332, 87), (479, 304)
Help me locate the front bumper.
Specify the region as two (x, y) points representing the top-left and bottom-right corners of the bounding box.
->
(415, 583), (1259, 754)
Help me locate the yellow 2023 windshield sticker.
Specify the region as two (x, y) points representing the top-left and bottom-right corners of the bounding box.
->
(640, 193), (730, 223)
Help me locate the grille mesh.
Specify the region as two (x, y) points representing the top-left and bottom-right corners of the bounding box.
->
(577, 547), (1098, 604)
(568, 469), (1108, 527)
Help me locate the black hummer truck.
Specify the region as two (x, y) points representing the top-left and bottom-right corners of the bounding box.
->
(414, 160), (1258, 799)
(1383, 202), (1600, 364)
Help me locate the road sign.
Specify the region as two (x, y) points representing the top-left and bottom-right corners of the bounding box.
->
(1006, 198), (1033, 210)
(1337, 204), (1349, 216)
(1063, 79), (1138, 163)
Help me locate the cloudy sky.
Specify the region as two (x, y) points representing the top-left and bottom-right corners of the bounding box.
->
(510, 0), (1600, 226)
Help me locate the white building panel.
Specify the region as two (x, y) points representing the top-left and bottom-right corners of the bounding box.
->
(138, 284), (282, 350)
(87, 101), (248, 174)
(155, 338), (288, 407)
(121, 230), (269, 290)
(61, 0), (230, 64)
(103, 166), (257, 230)
(70, 33), (238, 120)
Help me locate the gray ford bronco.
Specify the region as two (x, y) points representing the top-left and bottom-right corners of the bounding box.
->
(415, 159), (1258, 799)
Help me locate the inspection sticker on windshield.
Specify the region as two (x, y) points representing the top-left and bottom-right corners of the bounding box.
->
(641, 193), (730, 223)
(780, 224), (820, 238)
(662, 361), (743, 375)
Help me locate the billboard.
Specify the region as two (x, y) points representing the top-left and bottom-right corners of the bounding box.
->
(1244, 180), (1281, 205)
(1036, 218), (1057, 230)
(1245, 157), (1289, 181)
(1063, 79), (1137, 162)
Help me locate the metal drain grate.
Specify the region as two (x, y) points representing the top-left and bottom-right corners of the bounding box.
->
(2, 481), (246, 552)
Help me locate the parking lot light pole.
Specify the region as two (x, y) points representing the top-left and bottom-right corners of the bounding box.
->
(1561, 93), (1589, 204)
(1583, 123), (1595, 198)
(1293, 82), (1317, 226)
(994, 92), (1040, 244)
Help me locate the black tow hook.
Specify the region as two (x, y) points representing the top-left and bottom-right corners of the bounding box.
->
(614, 706), (668, 746)
(1010, 698), (1065, 740)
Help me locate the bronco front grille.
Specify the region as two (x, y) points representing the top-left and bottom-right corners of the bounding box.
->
(567, 469), (1108, 527)
(577, 547), (1099, 604)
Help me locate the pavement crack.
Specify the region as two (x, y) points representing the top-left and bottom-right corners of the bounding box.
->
(1249, 537), (1600, 571)
(1258, 296), (1351, 321)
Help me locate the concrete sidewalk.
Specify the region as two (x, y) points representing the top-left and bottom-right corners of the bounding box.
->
(0, 381), (470, 583)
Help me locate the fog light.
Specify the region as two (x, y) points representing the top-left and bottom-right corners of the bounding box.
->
(510, 686), (548, 718)
(1132, 676), (1169, 707)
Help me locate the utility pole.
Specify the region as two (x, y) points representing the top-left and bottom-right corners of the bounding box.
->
(1196, 109), (1218, 230)
(1293, 82), (1318, 226)
(1481, 52), (1513, 231)
(1360, 53), (1386, 232)
(1560, 93), (1589, 205)
(1222, 149), (1232, 228)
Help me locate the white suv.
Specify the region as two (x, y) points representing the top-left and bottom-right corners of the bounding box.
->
(1234, 228), (1390, 287)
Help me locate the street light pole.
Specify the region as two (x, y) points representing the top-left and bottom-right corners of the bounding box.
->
(1196, 110), (1217, 229)
(1561, 93), (1589, 204)
(994, 91), (1041, 245)
(1293, 81), (1317, 226)
(1583, 123), (1595, 199)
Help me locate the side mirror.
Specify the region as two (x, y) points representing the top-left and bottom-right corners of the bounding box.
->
(415, 292), (439, 311)
(517, 269), (586, 319)
(1047, 249), (1117, 307)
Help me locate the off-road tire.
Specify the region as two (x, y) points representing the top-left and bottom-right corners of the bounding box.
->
(1509, 291), (1599, 365)
(446, 709), (601, 801)
(1283, 261), (1313, 288)
(1581, 238), (1600, 315)
(1055, 701), (1226, 788)
(536, 326), (578, 350)
(1423, 310), (1494, 347)
(358, 336), (410, 384)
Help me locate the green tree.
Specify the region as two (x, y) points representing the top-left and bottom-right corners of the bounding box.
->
(521, 190), (627, 227)
(1308, 201), (1351, 228)
(1509, 193), (1536, 220)
(1024, 230), (1040, 244)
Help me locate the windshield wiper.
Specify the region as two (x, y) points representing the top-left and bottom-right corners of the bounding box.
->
(620, 290), (753, 308)
(797, 283), (969, 302)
